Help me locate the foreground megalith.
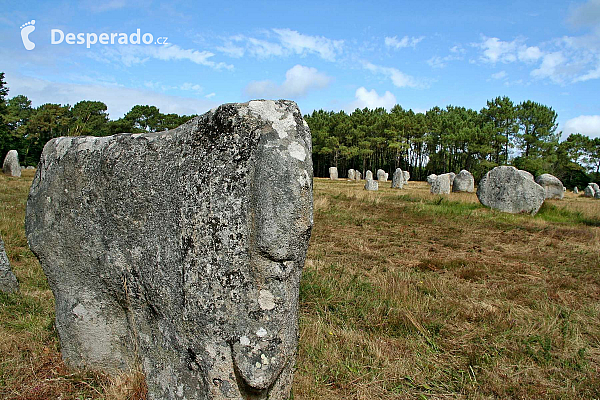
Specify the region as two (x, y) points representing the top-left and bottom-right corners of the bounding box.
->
(477, 166), (545, 215)
(26, 100), (313, 400)
(536, 173), (564, 200)
(3, 150), (21, 177)
(0, 237), (19, 294)
(431, 173), (451, 194)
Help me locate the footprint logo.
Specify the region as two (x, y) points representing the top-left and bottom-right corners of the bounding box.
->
(20, 20), (36, 51)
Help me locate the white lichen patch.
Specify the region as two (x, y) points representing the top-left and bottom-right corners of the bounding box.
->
(256, 327), (268, 338)
(287, 142), (306, 161)
(248, 100), (296, 139)
(240, 336), (251, 346)
(258, 289), (276, 310)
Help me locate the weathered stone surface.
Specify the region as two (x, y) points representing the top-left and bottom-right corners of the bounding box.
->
(26, 166), (35, 170)
(596, 190), (600, 199)
(430, 173), (451, 194)
(573, 187), (578, 194)
(452, 170), (474, 192)
(3, 150), (21, 177)
(449, 172), (456, 185)
(376, 169), (386, 182)
(348, 169), (355, 180)
(403, 171), (410, 183)
(365, 170), (373, 180)
(518, 170), (534, 181)
(591, 183), (600, 193)
(391, 168), (404, 189)
(364, 179), (378, 191)
(329, 166), (338, 180)
(584, 185), (595, 197)
(536, 173), (564, 200)
(427, 174), (437, 185)
(477, 166), (545, 215)
(0, 237), (19, 294)
(355, 170), (362, 180)
(26, 100), (313, 400)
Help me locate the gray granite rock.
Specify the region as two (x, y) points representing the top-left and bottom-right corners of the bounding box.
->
(3, 150), (21, 177)
(452, 170), (475, 192)
(364, 178), (378, 191)
(430, 173), (451, 194)
(329, 166), (338, 180)
(426, 174), (437, 185)
(477, 166), (545, 215)
(536, 173), (564, 200)
(591, 183), (600, 193)
(0, 237), (19, 294)
(365, 170), (373, 180)
(584, 185), (596, 197)
(376, 169), (386, 182)
(518, 170), (534, 181)
(449, 172), (456, 185)
(391, 168), (404, 189)
(402, 170), (410, 184)
(347, 169), (355, 180)
(26, 100), (313, 400)
(355, 170), (362, 180)
(573, 187), (578, 194)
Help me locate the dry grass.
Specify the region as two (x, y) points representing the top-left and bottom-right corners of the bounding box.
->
(1, 173), (599, 399)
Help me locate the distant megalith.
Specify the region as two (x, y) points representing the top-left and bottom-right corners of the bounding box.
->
(431, 173), (451, 194)
(591, 183), (600, 193)
(402, 171), (410, 184)
(355, 170), (362, 180)
(391, 168), (404, 189)
(329, 166), (338, 180)
(452, 170), (475, 193)
(477, 166), (545, 215)
(0, 237), (19, 294)
(584, 185), (595, 197)
(573, 187), (578, 194)
(426, 174), (437, 185)
(365, 170), (373, 180)
(449, 172), (456, 185)
(377, 169), (386, 182)
(535, 174), (564, 200)
(348, 169), (355, 180)
(364, 178), (378, 191)
(3, 150), (21, 177)
(26, 100), (313, 400)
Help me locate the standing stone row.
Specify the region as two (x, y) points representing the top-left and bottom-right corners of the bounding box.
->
(583, 183), (600, 199)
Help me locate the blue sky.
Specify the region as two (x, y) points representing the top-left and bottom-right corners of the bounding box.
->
(2, 0), (600, 139)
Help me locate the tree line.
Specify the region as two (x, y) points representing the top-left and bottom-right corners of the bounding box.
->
(306, 98), (600, 188)
(1, 72), (598, 188)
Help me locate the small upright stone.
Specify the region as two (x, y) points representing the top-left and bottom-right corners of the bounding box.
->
(402, 171), (410, 184)
(391, 168), (404, 189)
(355, 170), (362, 180)
(365, 170), (373, 180)
(477, 166), (545, 215)
(377, 169), (386, 182)
(348, 169), (355, 180)
(452, 170), (475, 192)
(329, 167), (338, 180)
(573, 187), (578, 194)
(431, 173), (451, 194)
(3, 150), (21, 177)
(584, 185), (595, 197)
(0, 237), (19, 294)
(364, 179), (378, 191)
(536, 173), (564, 200)
(427, 174), (437, 185)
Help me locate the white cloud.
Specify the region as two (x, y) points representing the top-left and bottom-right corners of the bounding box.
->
(573, 63), (600, 82)
(564, 115), (600, 139)
(245, 65), (332, 98)
(477, 36), (518, 63)
(273, 29), (344, 61)
(348, 87), (397, 111)
(363, 62), (426, 88)
(384, 35), (425, 49)
(99, 44), (233, 70)
(491, 70), (507, 79)
(205, 92), (216, 99)
(531, 52), (566, 82)
(518, 45), (543, 63)
(7, 73), (217, 119)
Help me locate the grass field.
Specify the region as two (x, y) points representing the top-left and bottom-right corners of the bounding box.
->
(1, 173), (599, 399)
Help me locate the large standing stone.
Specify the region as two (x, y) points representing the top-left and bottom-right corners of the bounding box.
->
(355, 170), (362, 180)
(477, 166), (545, 215)
(591, 183), (600, 193)
(376, 169), (386, 182)
(364, 179), (378, 191)
(0, 237), (19, 294)
(518, 170), (534, 181)
(452, 170), (475, 192)
(449, 172), (456, 185)
(430, 173), (451, 194)
(391, 168), (404, 189)
(25, 100), (313, 400)
(365, 170), (373, 180)
(573, 187), (578, 194)
(584, 185), (596, 198)
(426, 174), (437, 185)
(329, 166), (338, 180)
(402, 170), (410, 184)
(347, 169), (355, 180)
(535, 173), (564, 200)
(3, 150), (21, 177)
